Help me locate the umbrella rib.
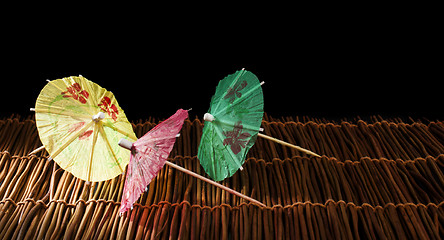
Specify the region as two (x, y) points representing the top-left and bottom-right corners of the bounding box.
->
(213, 69), (245, 113)
(102, 121), (138, 141)
(216, 118), (261, 133)
(46, 77), (96, 110)
(87, 123), (100, 182)
(35, 107), (91, 119)
(212, 81), (262, 117)
(50, 120), (95, 159)
(97, 124), (124, 173)
(230, 82), (262, 107)
(138, 134), (178, 143)
(46, 79), (67, 92)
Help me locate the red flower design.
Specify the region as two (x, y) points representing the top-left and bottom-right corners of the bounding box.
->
(67, 122), (93, 140)
(223, 121), (251, 154)
(61, 83), (89, 104)
(79, 130), (93, 140)
(68, 122), (85, 133)
(68, 122), (93, 140)
(98, 96), (119, 121)
(224, 80), (247, 103)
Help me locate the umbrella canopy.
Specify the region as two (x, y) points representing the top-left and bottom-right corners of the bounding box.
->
(35, 76), (137, 182)
(198, 69), (264, 181)
(119, 109), (189, 213)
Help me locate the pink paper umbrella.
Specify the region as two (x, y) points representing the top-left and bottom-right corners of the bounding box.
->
(119, 109), (188, 213)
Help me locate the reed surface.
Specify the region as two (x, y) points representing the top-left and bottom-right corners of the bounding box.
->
(1, 115), (443, 239)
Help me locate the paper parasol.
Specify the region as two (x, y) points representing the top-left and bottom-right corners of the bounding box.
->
(119, 109), (188, 213)
(197, 69), (264, 181)
(198, 69), (320, 181)
(33, 76), (137, 182)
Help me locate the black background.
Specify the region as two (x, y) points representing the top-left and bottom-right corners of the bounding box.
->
(1, 9), (441, 122)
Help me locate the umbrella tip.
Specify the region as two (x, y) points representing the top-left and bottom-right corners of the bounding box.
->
(92, 112), (106, 122)
(203, 113), (215, 122)
(118, 138), (134, 151)
(187, 108), (192, 111)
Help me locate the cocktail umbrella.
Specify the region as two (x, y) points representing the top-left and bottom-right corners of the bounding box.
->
(118, 109), (188, 213)
(31, 76), (137, 182)
(118, 109), (265, 213)
(198, 68), (320, 181)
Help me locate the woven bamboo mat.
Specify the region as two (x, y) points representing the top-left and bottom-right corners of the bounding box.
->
(1, 115), (443, 239)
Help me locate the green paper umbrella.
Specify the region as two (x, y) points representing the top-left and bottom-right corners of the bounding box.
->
(198, 69), (321, 182)
(198, 69), (264, 181)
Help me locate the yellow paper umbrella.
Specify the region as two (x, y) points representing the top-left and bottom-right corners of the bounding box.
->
(34, 76), (137, 182)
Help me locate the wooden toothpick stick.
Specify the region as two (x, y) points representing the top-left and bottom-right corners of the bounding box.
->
(257, 133), (321, 157)
(164, 161), (266, 207)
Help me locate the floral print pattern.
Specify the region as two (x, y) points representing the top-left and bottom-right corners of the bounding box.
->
(61, 83), (89, 104)
(224, 80), (247, 103)
(223, 121), (251, 154)
(98, 96), (119, 121)
(67, 121), (93, 140)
